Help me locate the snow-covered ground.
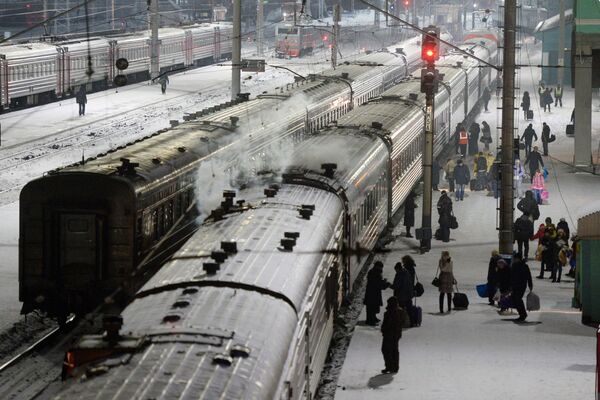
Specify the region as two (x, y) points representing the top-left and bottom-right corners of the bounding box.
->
(332, 39), (599, 399)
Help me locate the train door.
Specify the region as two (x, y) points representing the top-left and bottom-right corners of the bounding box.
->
(58, 213), (103, 289)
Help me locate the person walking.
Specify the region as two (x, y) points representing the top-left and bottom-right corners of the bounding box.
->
(458, 126), (468, 157)
(514, 159), (525, 198)
(521, 91), (531, 119)
(509, 253), (533, 322)
(403, 192), (417, 238)
(539, 228), (558, 280)
(514, 213), (534, 261)
(363, 261), (389, 325)
(541, 122), (552, 156)
(76, 85), (87, 116)
(438, 251), (455, 313)
(480, 121), (492, 151)
(543, 88), (553, 112)
(159, 74), (170, 94)
(517, 190), (540, 222)
(487, 250), (501, 306)
(482, 86), (491, 112)
(524, 146), (544, 181)
(554, 84), (563, 108)
(444, 158), (456, 192)
(468, 122), (480, 156)
(380, 296), (403, 374)
(392, 262), (414, 311)
(437, 191), (453, 242)
(521, 124), (537, 158)
(554, 230), (569, 283)
(531, 169), (545, 205)
(453, 159), (470, 201)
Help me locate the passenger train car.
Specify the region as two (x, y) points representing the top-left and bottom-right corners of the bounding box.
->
(19, 39), (425, 323)
(0, 23), (232, 109)
(58, 33), (497, 399)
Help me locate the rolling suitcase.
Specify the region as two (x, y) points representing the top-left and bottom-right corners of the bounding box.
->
(452, 285), (469, 310)
(410, 301), (422, 327)
(566, 124), (574, 136)
(527, 110), (534, 120)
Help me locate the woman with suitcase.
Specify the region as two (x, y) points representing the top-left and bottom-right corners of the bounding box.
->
(438, 251), (455, 313)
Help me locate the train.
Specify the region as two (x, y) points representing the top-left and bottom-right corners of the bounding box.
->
(57, 32), (498, 399)
(0, 23), (232, 110)
(19, 36), (426, 324)
(275, 22), (317, 58)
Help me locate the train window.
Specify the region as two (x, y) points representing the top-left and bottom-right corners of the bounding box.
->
(68, 218), (89, 233)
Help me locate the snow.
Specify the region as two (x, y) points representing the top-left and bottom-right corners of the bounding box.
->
(332, 39), (599, 400)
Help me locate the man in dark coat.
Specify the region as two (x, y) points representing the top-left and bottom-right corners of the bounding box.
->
(392, 263), (413, 311)
(488, 160), (500, 199)
(468, 122), (480, 156)
(557, 218), (570, 239)
(510, 253), (533, 322)
(487, 250), (501, 305)
(517, 190), (540, 222)
(437, 191), (453, 242)
(76, 85), (87, 116)
(364, 261), (389, 325)
(453, 159), (470, 201)
(380, 296), (402, 374)
(514, 213), (534, 261)
(482, 87), (491, 112)
(540, 229), (558, 280)
(403, 192), (417, 238)
(520, 124), (537, 158)
(541, 122), (551, 156)
(524, 146), (544, 181)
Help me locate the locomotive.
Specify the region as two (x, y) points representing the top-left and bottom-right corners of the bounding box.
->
(57, 33), (497, 399)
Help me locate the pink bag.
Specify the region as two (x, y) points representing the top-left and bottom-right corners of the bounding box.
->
(541, 190), (549, 200)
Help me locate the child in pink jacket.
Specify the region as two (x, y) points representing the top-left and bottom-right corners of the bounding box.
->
(531, 169), (545, 204)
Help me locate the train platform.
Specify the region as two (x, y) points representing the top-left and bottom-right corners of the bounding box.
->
(333, 41), (600, 399)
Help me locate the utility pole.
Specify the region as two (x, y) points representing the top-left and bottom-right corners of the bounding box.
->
(332, 4), (340, 69)
(256, 0), (264, 56)
(557, 0), (565, 85)
(149, 0), (160, 80)
(499, 0), (516, 258)
(231, 0), (241, 99)
(417, 26), (440, 253)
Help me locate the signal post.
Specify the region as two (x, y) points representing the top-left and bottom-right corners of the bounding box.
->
(417, 26), (440, 253)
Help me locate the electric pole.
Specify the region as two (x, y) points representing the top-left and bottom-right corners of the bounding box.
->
(149, 0), (160, 80)
(231, 0), (241, 99)
(332, 4), (340, 69)
(557, 0), (565, 85)
(499, 0), (516, 258)
(257, 0), (264, 56)
(417, 26), (440, 253)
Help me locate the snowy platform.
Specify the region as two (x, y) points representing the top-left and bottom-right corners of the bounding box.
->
(334, 40), (599, 399)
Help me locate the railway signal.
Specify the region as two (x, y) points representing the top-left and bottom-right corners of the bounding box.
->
(114, 57), (129, 87)
(421, 26), (440, 64)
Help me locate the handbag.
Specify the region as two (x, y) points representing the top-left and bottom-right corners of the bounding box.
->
(476, 283), (489, 298)
(414, 271), (424, 297)
(526, 291), (540, 311)
(450, 214), (458, 230)
(431, 266), (440, 287)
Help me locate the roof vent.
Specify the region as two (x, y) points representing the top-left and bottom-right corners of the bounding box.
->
(221, 241), (238, 253)
(170, 120), (179, 127)
(116, 158), (139, 176)
(408, 93), (419, 101)
(301, 204), (315, 210)
(341, 72), (349, 79)
(152, 158), (162, 165)
(284, 232), (300, 239)
(298, 206), (314, 220)
(230, 116), (239, 127)
(321, 163), (337, 178)
(230, 344), (251, 358)
(203, 262), (220, 275)
(162, 314), (181, 323)
(222, 190), (236, 210)
(237, 92), (250, 101)
(102, 315), (123, 345)
(172, 300), (190, 309)
(211, 250), (228, 263)
(371, 121), (383, 130)
(395, 47), (404, 54)
(182, 288), (198, 295)
(177, 146), (186, 152)
(264, 188), (277, 198)
(280, 237), (296, 251)
(456, 61), (463, 67)
(236, 199), (245, 207)
(212, 354), (233, 366)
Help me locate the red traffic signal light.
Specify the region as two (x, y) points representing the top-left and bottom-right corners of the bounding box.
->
(421, 26), (440, 64)
(404, 0), (409, 6)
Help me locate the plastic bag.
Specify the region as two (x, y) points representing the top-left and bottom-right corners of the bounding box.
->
(526, 291), (540, 311)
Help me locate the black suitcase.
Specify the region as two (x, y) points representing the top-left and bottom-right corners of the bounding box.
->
(469, 179), (477, 191)
(409, 303), (422, 327)
(527, 110), (534, 120)
(566, 124), (574, 136)
(453, 292), (469, 310)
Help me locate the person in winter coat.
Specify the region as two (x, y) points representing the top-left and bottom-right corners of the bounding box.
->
(541, 122), (552, 156)
(488, 159), (501, 199)
(567, 234), (579, 278)
(437, 191), (453, 242)
(403, 192), (417, 238)
(514, 213), (534, 260)
(538, 228), (557, 279)
(553, 230), (569, 283)
(521, 124), (537, 158)
(76, 85), (87, 116)
(531, 169), (545, 205)
(444, 158), (456, 192)
(380, 296), (403, 374)
(401, 255), (416, 284)
(510, 253), (533, 322)
(554, 84), (563, 107)
(475, 152), (488, 176)
(480, 121), (492, 151)
(557, 218), (570, 240)
(468, 122), (481, 156)
(532, 223), (546, 259)
(438, 251), (455, 313)
(524, 146), (544, 181)
(458, 125), (468, 156)
(432, 159), (441, 191)
(482, 87), (491, 112)
(517, 190), (540, 222)
(392, 263), (413, 311)
(496, 259), (512, 313)
(521, 91), (531, 119)
(453, 159), (470, 201)
(543, 88), (553, 112)
(363, 261), (389, 325)
(514, 159), (525, 199)
(487, 250), (501, 305)
(159, 75), (170, 94)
